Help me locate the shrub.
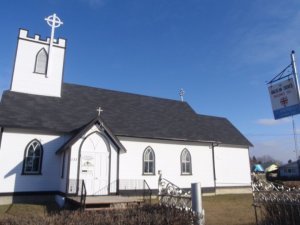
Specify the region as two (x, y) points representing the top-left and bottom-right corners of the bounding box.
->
(256, 203), (300, 225)
(0, 204), (197, 225)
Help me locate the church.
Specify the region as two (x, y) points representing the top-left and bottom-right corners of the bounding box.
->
(0, 14), (252, 204)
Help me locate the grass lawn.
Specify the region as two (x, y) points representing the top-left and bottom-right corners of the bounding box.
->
(0, 203), (47, 217)
(0, 194), (256, 225)
(203, 194), (256, 225)
(0, 205), (10, 214)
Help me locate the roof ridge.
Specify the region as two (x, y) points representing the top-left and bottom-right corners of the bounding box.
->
(197, 114), (227, 120)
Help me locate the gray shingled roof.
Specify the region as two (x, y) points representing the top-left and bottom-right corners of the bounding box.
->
(0, 83), (252, 146)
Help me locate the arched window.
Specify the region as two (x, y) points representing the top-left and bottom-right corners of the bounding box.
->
(181, 149), (192, 175)
(23, 139), (43, 174)
(143, 147), (155, 175)
(34, 48), (48, 74)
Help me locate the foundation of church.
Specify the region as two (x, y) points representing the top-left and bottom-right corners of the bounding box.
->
(215, 186), (252, 195)
(0, 193), (57, 205)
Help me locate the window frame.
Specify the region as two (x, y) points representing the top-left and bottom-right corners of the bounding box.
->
(34, 48), (48, 75)
(22, 139), (43, 175)
(181, 148), (192, 175)
(142, 146), (155, 175)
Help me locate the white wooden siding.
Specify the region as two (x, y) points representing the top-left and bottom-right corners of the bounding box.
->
(118, 137), (215, 190)
(0, 128), (69, 193)
(214, 145), (251, 187)
(0, 127), (251, 195)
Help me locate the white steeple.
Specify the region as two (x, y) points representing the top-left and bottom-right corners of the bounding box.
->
(10, 13), (66, 97)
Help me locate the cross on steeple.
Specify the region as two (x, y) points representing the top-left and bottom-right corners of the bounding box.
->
(44, 13), (63, 78)
(179, 88), (185, 102)
(45, 13), (63, 44)
(97, 107), (104, 117)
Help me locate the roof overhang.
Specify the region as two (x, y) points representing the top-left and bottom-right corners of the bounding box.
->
(115, 134), (220, 145)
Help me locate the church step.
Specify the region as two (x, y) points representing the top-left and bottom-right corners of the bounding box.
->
(66, 195), (145, 211)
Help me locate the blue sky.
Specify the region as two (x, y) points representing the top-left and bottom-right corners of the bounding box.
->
(1, 0), (300, 163)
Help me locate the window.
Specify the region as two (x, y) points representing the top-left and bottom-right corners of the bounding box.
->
(34, 48), (48, 74)
(181, 149), (192, 175)
(23, 139), (43, 174)
(143, 147), (155, 175)
(284, 167), (297, 174)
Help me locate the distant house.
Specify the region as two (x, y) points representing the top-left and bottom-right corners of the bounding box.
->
(278, 160), (300, 180)
(265, 164), (279, 173)
(265, 164), (279, 181)
(252, 164), (264, 173)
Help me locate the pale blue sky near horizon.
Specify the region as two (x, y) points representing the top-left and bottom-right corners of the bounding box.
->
(1, 0), (300, 163)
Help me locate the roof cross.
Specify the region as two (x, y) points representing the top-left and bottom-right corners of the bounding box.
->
(44, 13), (63, 77)
(45, 13), (63, 44)
(179, 88), (185, 102)
(97, 107), (104, 117)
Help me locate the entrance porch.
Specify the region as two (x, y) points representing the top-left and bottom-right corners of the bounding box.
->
(66, 179), (152, 210)
(67, 195), (145, 210)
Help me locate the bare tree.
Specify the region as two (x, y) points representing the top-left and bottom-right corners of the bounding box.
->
(256, 155), (282, 165)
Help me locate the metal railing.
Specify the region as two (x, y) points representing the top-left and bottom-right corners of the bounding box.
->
(158, 177), (192, 210)
(143, 179), (152, 203)
(80, 180), (87, 211)
(66, 179), (87, 210)
(252, 177), (300, 225)
(89, 179), (152, 203)
(118, 179), (152, 202)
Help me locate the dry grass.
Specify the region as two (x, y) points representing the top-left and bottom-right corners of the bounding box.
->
(1, 204), (46, 216)
(203, 194), (256, 225)
(0, 194), (256, 225)
(0, 205), (9, 215)
(283, 181), (300, 188)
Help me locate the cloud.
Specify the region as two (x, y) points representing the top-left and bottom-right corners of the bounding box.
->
(229, 2), (300, 71)
(256, 118), (291, 126)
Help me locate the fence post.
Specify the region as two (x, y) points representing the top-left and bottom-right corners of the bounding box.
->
(192, 182), (205, 225)
(158, 170), (162, 203)
(158, 170), (162, 194)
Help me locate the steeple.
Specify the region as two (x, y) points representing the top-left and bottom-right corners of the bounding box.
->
(10, 14), (66, 97)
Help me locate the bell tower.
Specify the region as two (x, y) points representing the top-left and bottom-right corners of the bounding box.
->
(10, 14), (66, 97)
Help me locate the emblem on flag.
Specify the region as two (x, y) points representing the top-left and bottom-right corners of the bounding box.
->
(280, 97), (288, 107)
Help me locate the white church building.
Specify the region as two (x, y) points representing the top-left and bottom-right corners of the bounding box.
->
(0, 15), (252, 204)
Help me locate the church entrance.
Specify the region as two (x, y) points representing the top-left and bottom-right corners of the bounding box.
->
(79, 132), (110, 195)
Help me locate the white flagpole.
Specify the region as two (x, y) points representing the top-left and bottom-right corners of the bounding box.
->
(291, 51), (300, 101)
(291, 116), (298, 160)
(291, 51), (300, 160)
